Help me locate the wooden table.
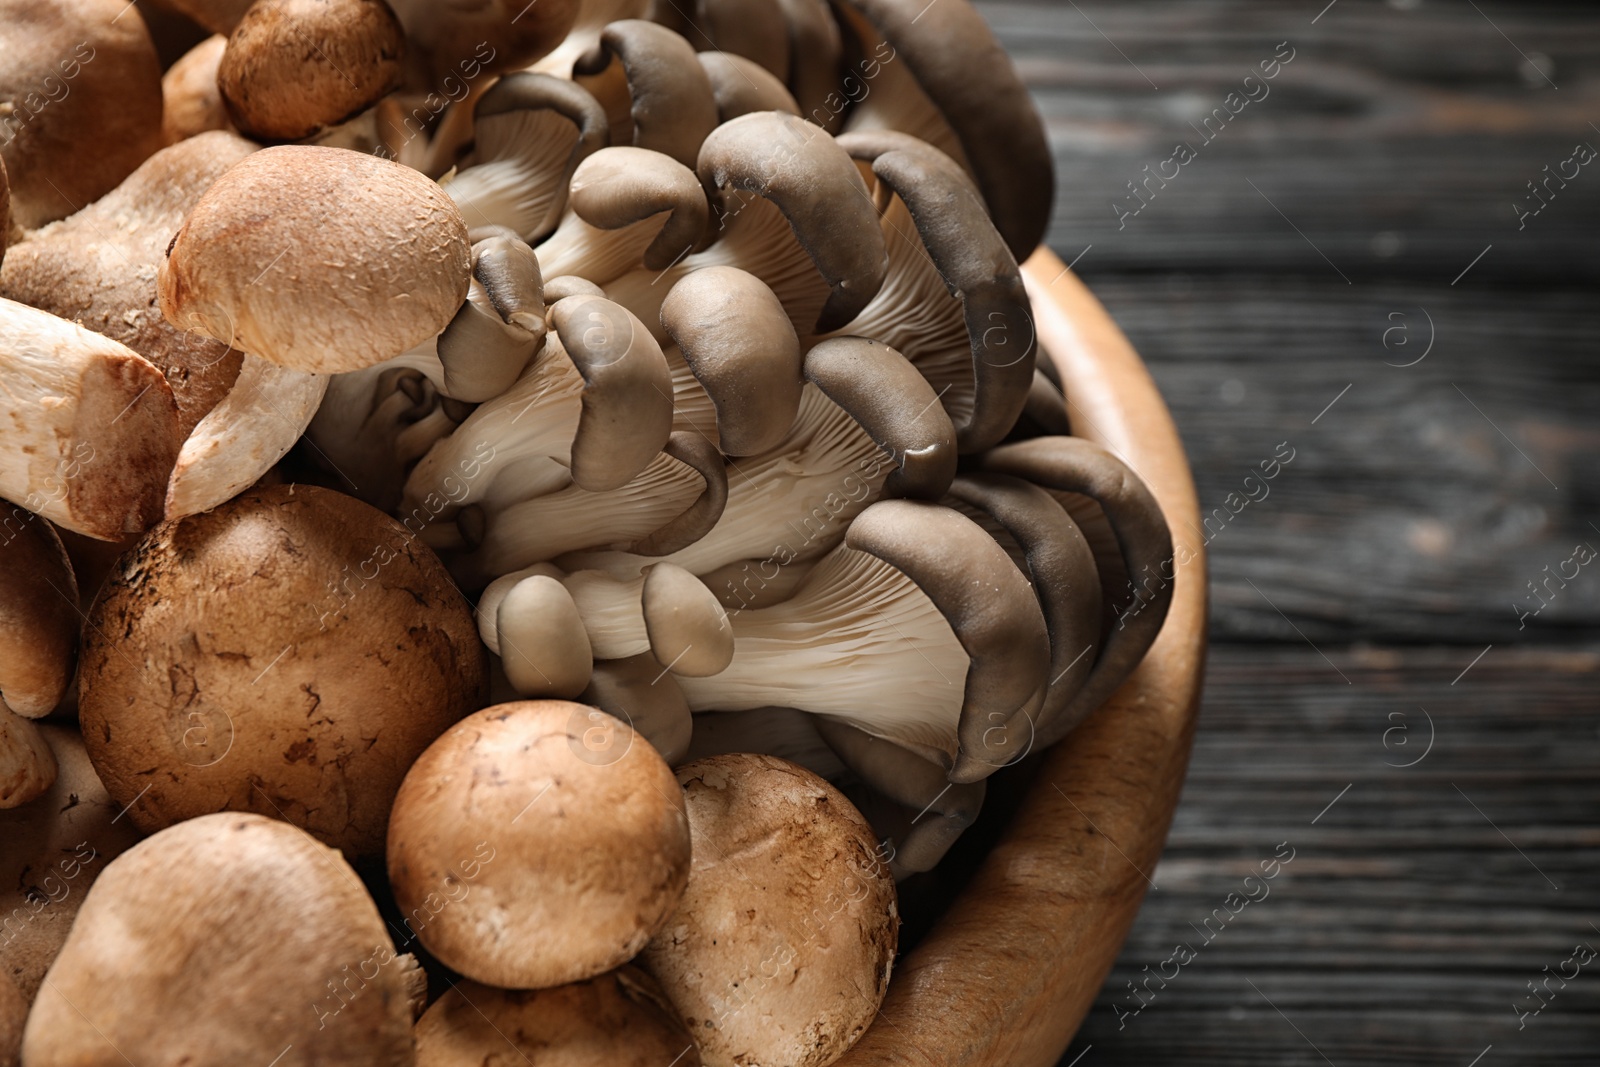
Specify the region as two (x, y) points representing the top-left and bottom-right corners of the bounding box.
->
(971, 2), (1600, 1061)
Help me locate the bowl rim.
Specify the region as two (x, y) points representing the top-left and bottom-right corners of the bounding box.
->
(833, 247), (1209, 1067)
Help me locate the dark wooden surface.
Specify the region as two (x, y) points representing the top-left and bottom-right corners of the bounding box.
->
(970, 1), (1600, 1061)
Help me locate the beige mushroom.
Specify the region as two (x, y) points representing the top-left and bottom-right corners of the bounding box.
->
(0, 516), (78, 719)
(414, 969), (701, 1067)
(22, 813), (425, 1065)
(160, 145), (472, 374)
(642, 753), (897, 1067)
(0, 299), (182, 541)
(0, 0), (164, 230)
(77, 484), (486, 860)
(161, 34), (231, 144)
(218, 0), (404, 142)
(386, 699), (690, 989)
(0, 712), (53, 810)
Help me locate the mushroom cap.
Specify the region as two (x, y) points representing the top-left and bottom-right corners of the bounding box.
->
(0, 974), (22, 1067)
(0, 516), (78, 717)
(839, 0), (1054, 260)
(0, 724), (144, 1001)
(218, 0), (404, 142)
(641, 753), (897, 1067)
(575, 20), (720, 170)
(21, 813), (423, 1065)
(161, 35), (232, 145)
(641, 563), (733, 677)
(672, 0), (791, 82)
(698, 50), (800, 122)
(435, 231), (546, 402)
(389, 0), (580, 90)
(414, 969), (701, 1066)
(77, 484), (486, 859)
(567, 145), (711, 271)
(159, 145), (472, 374)
(0, 711), (54, 809)
(697, 111), (888, 333)
(0, 130), (258, 440)
(0, 0), (164, 229)
(386, 700), (691, 989)
(0, 298), (183, 541)
(158, 0), (255, 36)
(838, 129), (1036, 453)
(776, 0), (844, 132)
(660, 266), (803, 456)
(497, 573), (595, 698)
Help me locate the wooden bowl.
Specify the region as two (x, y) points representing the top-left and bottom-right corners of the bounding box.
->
(835, 248), (1208, 1066)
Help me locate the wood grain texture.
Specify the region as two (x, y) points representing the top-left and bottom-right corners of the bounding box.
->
(1061, 644), (1600, 1066)
(833, 250), (1206, 1067)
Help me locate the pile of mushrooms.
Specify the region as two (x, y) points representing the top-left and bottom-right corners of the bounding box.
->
(0, 0), (1177, 1062)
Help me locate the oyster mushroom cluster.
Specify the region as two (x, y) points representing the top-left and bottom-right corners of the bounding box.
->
(0, 0), (1177, 1062)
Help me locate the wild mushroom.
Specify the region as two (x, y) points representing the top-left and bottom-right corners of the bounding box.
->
(0, 0), (164, 230)
(698, 51), (800, 122)
(831, 130), (1036, 453)
(22, 813), (425, 1064)
(217, 0), (404, 142)
(641, 753), (897, 1067)
(161, 35), (231, 144)
(415, 969), (700, 1066)
(0, 724), (144, 1015)
(605, 110), (887, 340)
(0, 516), (77, 722)
(676, 499), (1050, 782)
(979, 435), (1175, 745)
(0, 130), (257, 441)
(833, 0), (1054, 260)
(160, 145), (472, 374)
(441, 73), (609, 241)
(572, 21), (720, 170)
(387, 0), (580, 94)
(0, 299), (182, 541)
(386, 700), (691, 989)
(77, 484), (486, 860)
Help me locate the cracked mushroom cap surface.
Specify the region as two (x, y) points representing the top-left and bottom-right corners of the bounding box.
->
(0, 0), (164, 230)
(642, 753), (897, 1067)
(158, 145), (472, 374)
(414, 968), (700, 1067)
(386, 700), (691, 990)
(21, 813), (424, 1066)
(77, 484), (486, 860)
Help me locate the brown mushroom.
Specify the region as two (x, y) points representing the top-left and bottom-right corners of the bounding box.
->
(77, 484), (486, 860)
(21, 813), (425, 1065)
(386, 700), (691, 989)
(388, 0), (580, 93)
(161, 34), (231, 144)
(0, 516), (78, 719)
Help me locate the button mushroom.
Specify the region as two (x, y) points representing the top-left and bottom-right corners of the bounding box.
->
(159, 145), (473, 374)
(641, 753), (897, 1067)
(77, 484), (486, 860)
(386, 700), (691, 989)
(414, 968), (701, 1067)
(161, 35), (231, 144)
(0, 0), (164, 230)
(21, 813), (425, 1065)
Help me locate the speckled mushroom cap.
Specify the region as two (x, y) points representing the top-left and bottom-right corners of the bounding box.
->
(641, 753), (898, 1067)
(0, 0), (164, 230)
(218, 0), (404, 142)
(386, 700), (691, 990)
(0, 725), (145, 1002)
(0, 131), (258, 440)
(21, 813), (424, 1066)
(837, 0), (1054, 260)
(837, 129), (1036, 453)
(388, 0), (580, 92)
(845, 498), (1051, 782)
(0, 299), (182, 542)
(660, 266), (803, 456)
(574, 20), (720, 170)
(697, 111), (888, 333)
(414, 969), (701, 1067)
(77, 484), (486, 860)
(159, 145), (472, 374)
(0, 517), (77, 718)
